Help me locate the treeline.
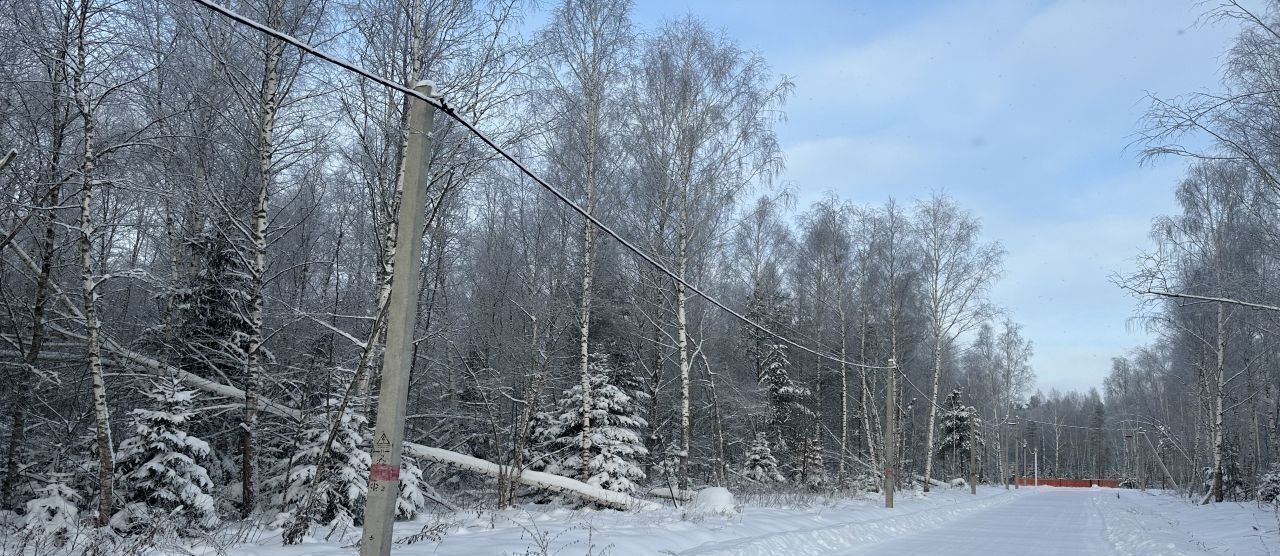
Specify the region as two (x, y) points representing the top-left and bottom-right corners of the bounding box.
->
(0, 0), (1106, 548)
(1114, 0), (1280, 503)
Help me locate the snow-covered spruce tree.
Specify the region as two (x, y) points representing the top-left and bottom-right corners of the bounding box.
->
(936, 389), (983, 479)
(112, 378), (219, 532)
(396, 455), (427, 520)
(1258, 464), (1280, 503)
(275, 396), (370, 528)
(795, 436), (825, 488)
(20, 474), (80, 547)
(536, 353), (648, 496)
(759, 342), (812, 469)
(742, 432), (785, 483)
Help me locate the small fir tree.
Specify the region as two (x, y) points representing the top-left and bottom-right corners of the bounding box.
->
(796, 436), (825, 488)
(534, 354), (649, 495)
(277, 396), (370, 528)
(743, 432), (785, 483)
(112, 378), (219, 531)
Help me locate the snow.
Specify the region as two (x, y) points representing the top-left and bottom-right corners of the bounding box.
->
(8, 486), (1272, 555)
(404, 443), (660, 511)
(199, 486), (1280, 556)
(686, 487), (736, 515)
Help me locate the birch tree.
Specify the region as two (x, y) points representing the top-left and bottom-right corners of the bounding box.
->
(626, 16), (788, 489)
(915, 194), (1002, 491)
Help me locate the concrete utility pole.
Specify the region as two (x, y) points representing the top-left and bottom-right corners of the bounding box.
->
(1002, 419), (1010, 490)
(1033, 448), (1038, 487)
(885, 359), (896, 509)
(360, 81), (436, 556)
(1013, 422), (1020, 489)
(1141, 430), (1177, 490)
(1137, 434), (1144, 491)
(969, 417), (977, 495)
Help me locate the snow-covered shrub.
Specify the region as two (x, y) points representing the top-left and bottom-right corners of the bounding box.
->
(20, 475), (80, 547)
(687, 487), (737, 515)
(1258, 464), (1280, 502)
(113, 378), (219, 532)
(742, 432), (785, 483)
(533, 353), (648, 496)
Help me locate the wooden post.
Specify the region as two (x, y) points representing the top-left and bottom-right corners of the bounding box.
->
(360, 81), (435, 556)
(885, 359), (896, 508)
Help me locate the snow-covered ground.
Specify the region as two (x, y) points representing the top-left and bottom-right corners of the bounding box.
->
(200, 486), (1279, 555)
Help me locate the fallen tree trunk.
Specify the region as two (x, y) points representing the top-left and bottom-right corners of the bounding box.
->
(405, 443), (659, 511)
(648, 486), (696, 501)
(914, 474), (947, 487)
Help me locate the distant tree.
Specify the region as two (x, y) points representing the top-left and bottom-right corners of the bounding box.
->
(915, 194), (1003, 491)
(1088, 402), (1107, 478)
(937, 389), (983, 479)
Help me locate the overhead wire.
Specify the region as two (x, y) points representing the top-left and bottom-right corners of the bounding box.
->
(191, 0), (896, 372)
(193, 0), (1141, 437)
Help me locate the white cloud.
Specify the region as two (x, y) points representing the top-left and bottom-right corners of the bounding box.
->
(764, 0), (1242, 392)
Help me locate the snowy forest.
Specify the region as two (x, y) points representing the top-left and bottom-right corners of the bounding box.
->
(0, 0), (1279, 552)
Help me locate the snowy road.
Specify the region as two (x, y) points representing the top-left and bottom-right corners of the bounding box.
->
(679, 487), (1271, 556)
(211, 486), (1278, 555)
(846, 488), (1114, 555)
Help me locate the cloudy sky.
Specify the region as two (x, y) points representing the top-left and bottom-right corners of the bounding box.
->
(630, 0), (1246, 393)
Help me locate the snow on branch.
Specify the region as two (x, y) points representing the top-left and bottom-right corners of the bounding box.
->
(1131, 288), (1280, 312)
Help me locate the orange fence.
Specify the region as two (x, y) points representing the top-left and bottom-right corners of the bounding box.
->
(1013, 477), (1119, 488)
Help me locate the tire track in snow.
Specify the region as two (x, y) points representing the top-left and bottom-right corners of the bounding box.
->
(1091, 490), (1213, 555)
(676, 489), (1025, 556)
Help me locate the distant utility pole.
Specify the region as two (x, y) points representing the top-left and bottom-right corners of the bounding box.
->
(1013, 422), (1020, 489)
(1033, 448), (1038, 487)
(1141, 430), (1152, 491)
(360, 81), (437, 556)
(1002, 418), (1009, 490)
(885, 359), (896, 509)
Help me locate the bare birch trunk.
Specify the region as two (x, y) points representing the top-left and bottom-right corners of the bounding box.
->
(73, 6), (113, 522)
(1212, 302), (1225, 503)
(577, 97), (599, 482)
(675, 211), (691, 490)
(242, 26), (283, 518)
(923, 327), (943, 492)
(838, 300), (848, 485)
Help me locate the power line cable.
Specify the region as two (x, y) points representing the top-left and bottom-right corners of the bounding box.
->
(192, 0), (1145, 439)
(191, 0), (896, 372)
